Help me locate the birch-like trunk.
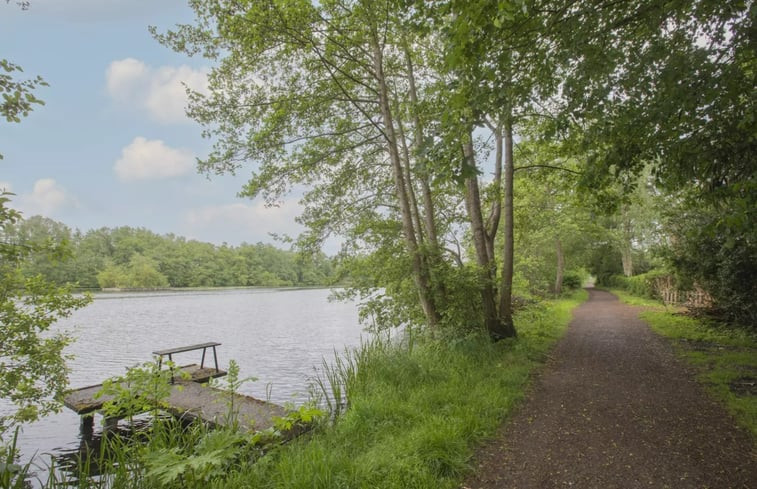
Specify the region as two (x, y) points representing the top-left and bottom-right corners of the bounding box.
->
(497, 122), (517, 337)
(463, 138), (511, 340)
(621, 204), (633, 276)
(371, 31), (440, 330)
(554, 237), (564, 294)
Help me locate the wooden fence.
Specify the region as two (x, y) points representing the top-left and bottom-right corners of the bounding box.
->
(655, 276), (712, 308)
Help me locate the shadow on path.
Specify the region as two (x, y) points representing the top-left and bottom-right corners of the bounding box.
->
(463, 288), (757, 489)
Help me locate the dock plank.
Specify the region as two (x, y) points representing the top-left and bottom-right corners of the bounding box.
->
(165, 383), (287, 433)
(63, 364), (226, 415)
(63, 365), (287, 433)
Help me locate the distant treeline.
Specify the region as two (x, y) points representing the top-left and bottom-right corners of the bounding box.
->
(5, 216), (335, 289)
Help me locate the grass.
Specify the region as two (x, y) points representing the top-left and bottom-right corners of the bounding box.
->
(39, 289), (587, 489)
(203, 289), (588, 489)
(605, 288), (668, 308)
(610, 288), (757, 440)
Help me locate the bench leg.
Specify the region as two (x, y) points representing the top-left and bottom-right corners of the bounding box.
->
(103, 416), (119, 433)
(80, 415), (94, 438)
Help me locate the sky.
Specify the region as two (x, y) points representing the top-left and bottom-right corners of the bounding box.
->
(1, 1), (307, 249)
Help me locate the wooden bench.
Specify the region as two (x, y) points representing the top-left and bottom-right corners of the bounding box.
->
(153, 342), (221, 382)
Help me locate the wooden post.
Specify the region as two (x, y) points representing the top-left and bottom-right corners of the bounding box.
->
(80, 415), (94, 438)
(104, 417), (119, 433)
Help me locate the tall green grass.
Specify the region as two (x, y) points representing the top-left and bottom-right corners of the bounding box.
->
(207, 289), (587, 489)
(36, 290), (587, 488)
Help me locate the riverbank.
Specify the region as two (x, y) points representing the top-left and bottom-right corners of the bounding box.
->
(44, 290), (587, 488)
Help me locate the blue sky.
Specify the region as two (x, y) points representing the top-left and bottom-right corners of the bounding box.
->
(1, 1), (305, 248)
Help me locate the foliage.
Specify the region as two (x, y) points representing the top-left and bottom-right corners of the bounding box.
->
(640, 310), (757, 438)
(96, 359), (178, 426)
(552, 0), (755, 325)
(0, 428), (33, 489)
(2, 219), (337, 289)
(605, 269), (672, 300)
(561, 270), (584, 290)
(663, 185), (757, 328)
(0, 58), (46, 127)
(144, 428), (249, 488)
(0, 193), (92, 438)
(209, 360), (257, 429)
(589, 243), (623, 287)
(0, 55), (46, 177)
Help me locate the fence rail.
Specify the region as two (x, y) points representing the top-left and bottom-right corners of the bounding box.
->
(659, 289), (711, 308)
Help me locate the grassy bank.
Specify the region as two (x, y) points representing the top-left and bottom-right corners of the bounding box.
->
(611, 289), (757, 439)
(41, 290), (586, 489)
(222, 289), (587, 489)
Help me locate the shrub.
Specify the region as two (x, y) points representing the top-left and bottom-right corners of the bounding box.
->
(561, 271), (584, 290)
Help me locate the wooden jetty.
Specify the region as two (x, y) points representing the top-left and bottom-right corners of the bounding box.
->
(63, 342), (288, 434)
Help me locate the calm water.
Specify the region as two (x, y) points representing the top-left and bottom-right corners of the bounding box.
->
(2, 288), (363, 465)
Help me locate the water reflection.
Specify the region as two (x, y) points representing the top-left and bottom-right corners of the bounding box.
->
(1, 288), (362, 479)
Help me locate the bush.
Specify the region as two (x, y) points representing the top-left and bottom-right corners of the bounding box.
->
(604, 269), (672, 300)
(561, 271), (584, 290)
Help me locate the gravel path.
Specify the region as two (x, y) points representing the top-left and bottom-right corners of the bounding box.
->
(462, 288), (757, 489)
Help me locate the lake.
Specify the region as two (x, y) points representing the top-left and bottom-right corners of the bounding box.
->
(1, 287), (363, 467)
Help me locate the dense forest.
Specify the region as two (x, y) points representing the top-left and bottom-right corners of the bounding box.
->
(2, 216), (336, 289)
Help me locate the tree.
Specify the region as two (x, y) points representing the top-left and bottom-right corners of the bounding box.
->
(0, 194), (91, 437)
(551, 0), (755, 323)
(154, 0), (460, 334)
(154, 0), (578, 340)
(0, 59), (46, 158)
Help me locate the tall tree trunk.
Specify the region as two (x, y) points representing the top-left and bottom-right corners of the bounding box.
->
(402, 41), (449, 312)
(485, 125), (503, 263)
(403, 42), (440, 250)
(498, 121), (517, 337)
(462, 138), (510, 340)
(621, 246), (633, 277)
(396, 115), (426, 248)
(554, 237), (564, 295)
(621, 204), (633, 276)
(371, 31), (440, 330)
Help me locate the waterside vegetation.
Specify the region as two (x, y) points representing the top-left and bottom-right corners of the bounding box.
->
(27, 291), (585, 489)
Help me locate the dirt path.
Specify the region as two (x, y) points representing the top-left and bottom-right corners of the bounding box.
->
(463, 288), (757, 489)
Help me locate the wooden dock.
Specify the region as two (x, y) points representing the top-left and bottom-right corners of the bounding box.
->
(63, 343), (289, 434)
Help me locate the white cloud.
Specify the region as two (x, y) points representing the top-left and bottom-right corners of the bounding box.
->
(14, 179), (77, 217)
(114, 137), (195, 182)
(184, 201), (305, 245)
(106, 58), (209, 124)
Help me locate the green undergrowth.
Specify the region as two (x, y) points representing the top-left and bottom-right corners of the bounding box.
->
(208, 289), (587, 489)
(607, 288), (668, 308)
(614, 290), (757, 440)
(33, 290), (586, 489)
